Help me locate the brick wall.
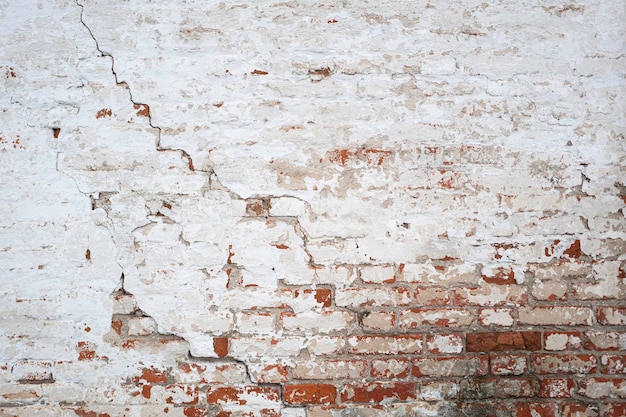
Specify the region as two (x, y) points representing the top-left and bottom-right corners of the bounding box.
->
(1, 1), (624, 416)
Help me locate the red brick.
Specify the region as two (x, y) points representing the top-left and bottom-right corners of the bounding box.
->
(213, 338), (228, 358)
(412, 356), (488, 377)
(183, 408), (207, 417)
(206, 386), (281, 405)
(597, 307), (626, 325)
(459, 377), (535, 399)
(466, 331), (541, 352)
(370, 358), (410, 378)
(601, 355), (626, 374)
(133, 366), (168, 384)
(284, 384), (336, 405)
(514, 402), (558, 417)
(490, 354), (527, 375)
(340, 382), (416, 403)
(538, 378), (574, 398)
(531, 354), (597, 374)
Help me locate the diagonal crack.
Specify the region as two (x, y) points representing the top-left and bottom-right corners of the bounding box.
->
(73, 1), (273, 391)
(75, 0), (198, 171)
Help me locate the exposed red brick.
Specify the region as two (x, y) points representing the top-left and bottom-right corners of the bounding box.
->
(481, 267), (515, 284)
(133, 366), (167, 384)
(313, 288), (332, 307)
(284, 384), (336, 405)
(538, 378), (574, 398)
(340, 382), (416, 403)
(183, 408), (207, 417)
(466, 331), (541, 352)
(133, 103), (150, 117)
(111, 320), (123, 335)
(563, 239), (583, 258)
(206, 386), (280, 404)
(213, 338), (229, 358)
(96, 108), (112, 119)
(76, 341), (97, 361)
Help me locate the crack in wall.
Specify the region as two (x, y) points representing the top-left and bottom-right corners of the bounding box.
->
(73, 2), (303, 406)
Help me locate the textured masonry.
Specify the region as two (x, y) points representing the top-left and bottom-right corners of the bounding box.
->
(0, 1), (625, 416)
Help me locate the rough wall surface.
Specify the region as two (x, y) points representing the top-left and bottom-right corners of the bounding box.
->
(1, 0), (625, 416)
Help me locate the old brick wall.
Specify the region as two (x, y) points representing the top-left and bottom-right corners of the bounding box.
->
(1, 0), (625, 416)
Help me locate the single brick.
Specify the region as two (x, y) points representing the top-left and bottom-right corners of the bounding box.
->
(490, 354), (527, 376)
(370, 358), (410, 379)
(466, 331), (541, 352)
(597, 307), (626, 325)
(531, 354), (597, 375)
(412, 356), (488, 377)
(11, 360), (53, 383)
(399, 308), (474, 328)
(459, 377), (535, 399)
(340, 382), (416, 403)
(284, 384), (336, 405)
(544, 331), (582, 351)
(518, 306), (593, 326)
(425, 333), (464, 354)
(515, 402), (559, 417)
(206, 386), (281, 405)
(578, 378), (626, 399)
(347, 335), (422, 355)
(601, 355), (626, 375)
(538, 378), (574, 398)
